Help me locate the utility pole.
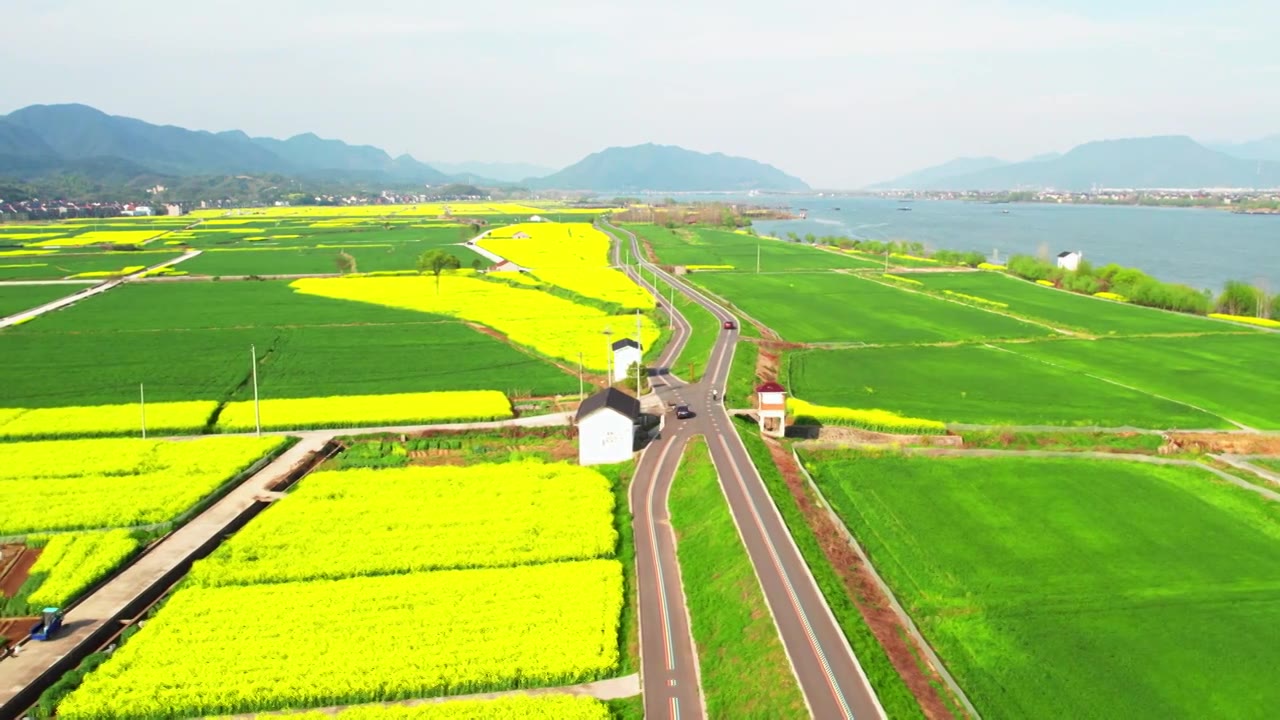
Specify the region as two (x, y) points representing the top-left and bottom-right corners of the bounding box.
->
(251, 344), (261, 436)
(635, 309), (643, 394)
(885, 248), (890, 271)
(578, 352), (584, 400)
(139, 383), (146, 439)
(756, 244), (761, 274)
(603, 327), (613, 385)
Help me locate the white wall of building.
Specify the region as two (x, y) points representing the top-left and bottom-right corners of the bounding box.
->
(1057, 251), (1082, 271)
(578, 410), (634, 466)
(613, 345), (642, 382)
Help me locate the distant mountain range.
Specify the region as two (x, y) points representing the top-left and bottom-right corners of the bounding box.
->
(528, 143), (809, 192)
(873, 136), (1280, 191)
(427, 161), (558, 183)
(0, 104), (808, 193)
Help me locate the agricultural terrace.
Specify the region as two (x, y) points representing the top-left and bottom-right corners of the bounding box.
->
(59, 457), (627, 717)
(693, 271), (1049, 344)
(788, 344), (1229, 429)
(912, 271), (1243, 336)
(0, 436), (283, 616)
(479, 222), (654, 309)
(627, 224), (881, 270)
(803, 451), (1280, 719)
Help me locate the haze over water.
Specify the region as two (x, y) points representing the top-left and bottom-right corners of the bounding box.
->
(747, 196), (1280, 292)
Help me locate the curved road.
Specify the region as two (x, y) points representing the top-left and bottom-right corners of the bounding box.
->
(605, 221), (886, 720)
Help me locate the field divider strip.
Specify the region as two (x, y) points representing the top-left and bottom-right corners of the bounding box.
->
(851, 272), (1076, 337)
(980, 343), (1252, 431)
(790, 448), (982, 720)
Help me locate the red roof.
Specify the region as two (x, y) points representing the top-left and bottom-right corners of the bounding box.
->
(755, 381), (786, 393)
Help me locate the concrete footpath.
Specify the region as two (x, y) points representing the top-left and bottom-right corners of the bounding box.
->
(0, 436), (328, 713)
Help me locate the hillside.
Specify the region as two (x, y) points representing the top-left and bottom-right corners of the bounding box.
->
(429, 161), (556, 183)
(530, 143), (809, 191)
(0, 104), (448, 184)
(1213, 135), (1280, 163)
(869, 156), (1008, 190)
(875, 136), (1280, 190)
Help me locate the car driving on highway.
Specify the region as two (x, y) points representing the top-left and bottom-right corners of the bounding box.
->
(675, 404), (694, 419)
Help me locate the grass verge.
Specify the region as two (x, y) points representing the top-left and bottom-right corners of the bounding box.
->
(670, 436), (807, 719)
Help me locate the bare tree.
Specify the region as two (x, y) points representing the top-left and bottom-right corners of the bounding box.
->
(335, 251), (357, 275)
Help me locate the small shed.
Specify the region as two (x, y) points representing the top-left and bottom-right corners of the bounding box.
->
(576, 388), (640, 466)
(1056, 250), (1082, 271)
(512, 231), (532, 239)
(611, 338), (642, 383)
(529, 215), (545, 222)
(756, 381), (787, 437)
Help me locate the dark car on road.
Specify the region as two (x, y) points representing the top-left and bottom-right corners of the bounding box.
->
(722, 320), (737, 330)
(675, 404), (694, 419)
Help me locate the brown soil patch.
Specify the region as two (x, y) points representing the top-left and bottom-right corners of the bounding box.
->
(0, 545), (40, 598)
(641, 239), (659, 263)
(762, 439), (958, 719)
(1, 618), (38, 646)
(756, 346), (778, 383)
(1164, 433), (1280, 455)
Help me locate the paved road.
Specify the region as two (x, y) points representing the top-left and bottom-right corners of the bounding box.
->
(605, 221), (886, 720)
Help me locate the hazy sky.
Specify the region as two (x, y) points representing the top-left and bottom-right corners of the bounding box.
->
(4, 0), (1278, 187)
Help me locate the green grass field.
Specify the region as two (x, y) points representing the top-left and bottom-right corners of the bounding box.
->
(0, 251), (183, 280)
(670, 437), (807, 719)
(788, 345), (1227, 428)
(0, 285), (82, 317)
(1253, 458), (1280, 473)
(803, 452), (1280, 719)
(1, 281), (577, 407)
(1006, 334), (1280, 429)
(693, 272), (1050, 344)
(180, 244), (483, 276)
(628, 224), (879, 271)
(914, 272), (1240, 335)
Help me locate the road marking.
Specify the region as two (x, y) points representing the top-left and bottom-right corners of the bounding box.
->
(714, 432), (857, 720)
(645, 438), (682, 673)
(670, 696), (681, 719)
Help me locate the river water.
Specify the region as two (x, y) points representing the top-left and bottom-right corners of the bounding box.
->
(739, 195), (1280, 291)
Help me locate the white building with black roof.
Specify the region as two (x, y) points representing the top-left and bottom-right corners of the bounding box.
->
(611, 338), (642, 383)
(575, 387), (640, 466)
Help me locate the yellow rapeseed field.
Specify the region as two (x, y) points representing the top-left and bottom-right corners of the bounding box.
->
(58, 560), (624, 718)
(290, 276), (658, 371)
(216, 390), (513, 432)
(188, 461), (617, 587)
(1208, 313), (1280, 328)
(26, 530), (141, 609)
(29, 230), (167, 247)
(0, 436), (284, 535)
(479, 222), (654, 308)
(0, 400), (218, 439)
(787, 397), (946, 434)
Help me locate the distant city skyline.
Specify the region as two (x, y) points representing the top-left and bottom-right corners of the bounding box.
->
(3, 0), (1277, 187)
